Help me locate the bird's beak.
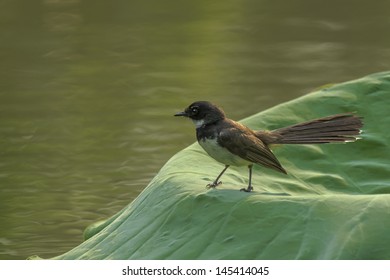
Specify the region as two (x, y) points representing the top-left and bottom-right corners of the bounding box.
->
(174, 111), (188, 117)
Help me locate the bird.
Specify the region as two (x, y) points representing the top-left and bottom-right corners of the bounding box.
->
(174, 101), (363, 192)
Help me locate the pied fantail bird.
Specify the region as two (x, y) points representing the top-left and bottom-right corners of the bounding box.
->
(175, 101), (363, 192)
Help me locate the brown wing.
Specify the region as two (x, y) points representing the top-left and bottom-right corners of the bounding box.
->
(218, 121), (287, 174)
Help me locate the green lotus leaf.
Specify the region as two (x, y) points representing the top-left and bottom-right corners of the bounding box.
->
(43, 72), (390, 260)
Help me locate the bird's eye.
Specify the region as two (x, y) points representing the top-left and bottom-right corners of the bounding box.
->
(191, 106), (199, 115)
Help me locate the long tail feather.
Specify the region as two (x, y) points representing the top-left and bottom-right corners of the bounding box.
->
(257, 114), (363, 145)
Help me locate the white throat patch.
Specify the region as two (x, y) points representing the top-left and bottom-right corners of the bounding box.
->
(192, 119), (205, 128)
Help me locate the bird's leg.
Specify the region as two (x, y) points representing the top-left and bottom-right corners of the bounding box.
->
(206, 165), (229, 189)
(240, 165), (254, 192)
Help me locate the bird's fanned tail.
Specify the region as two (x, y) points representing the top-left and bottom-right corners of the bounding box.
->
(257, 114), (363, 145)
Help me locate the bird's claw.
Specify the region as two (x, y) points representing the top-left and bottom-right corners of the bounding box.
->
(240, 186), (254, 192)
(206, 181), (222, 189)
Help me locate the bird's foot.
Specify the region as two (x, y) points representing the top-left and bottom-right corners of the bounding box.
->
(206, 181), (222, 189)
(240, 185), (253, 192)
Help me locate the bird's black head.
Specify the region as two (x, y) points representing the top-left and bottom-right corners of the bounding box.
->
(174, 101), (226, 127)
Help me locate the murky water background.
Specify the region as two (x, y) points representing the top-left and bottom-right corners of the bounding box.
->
(1, 0), (389, 259)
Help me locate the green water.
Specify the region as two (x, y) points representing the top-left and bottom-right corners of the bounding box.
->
(1, 0), (389, 259)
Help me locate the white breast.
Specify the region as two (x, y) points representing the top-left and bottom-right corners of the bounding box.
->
(198, 137), (249, 166)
